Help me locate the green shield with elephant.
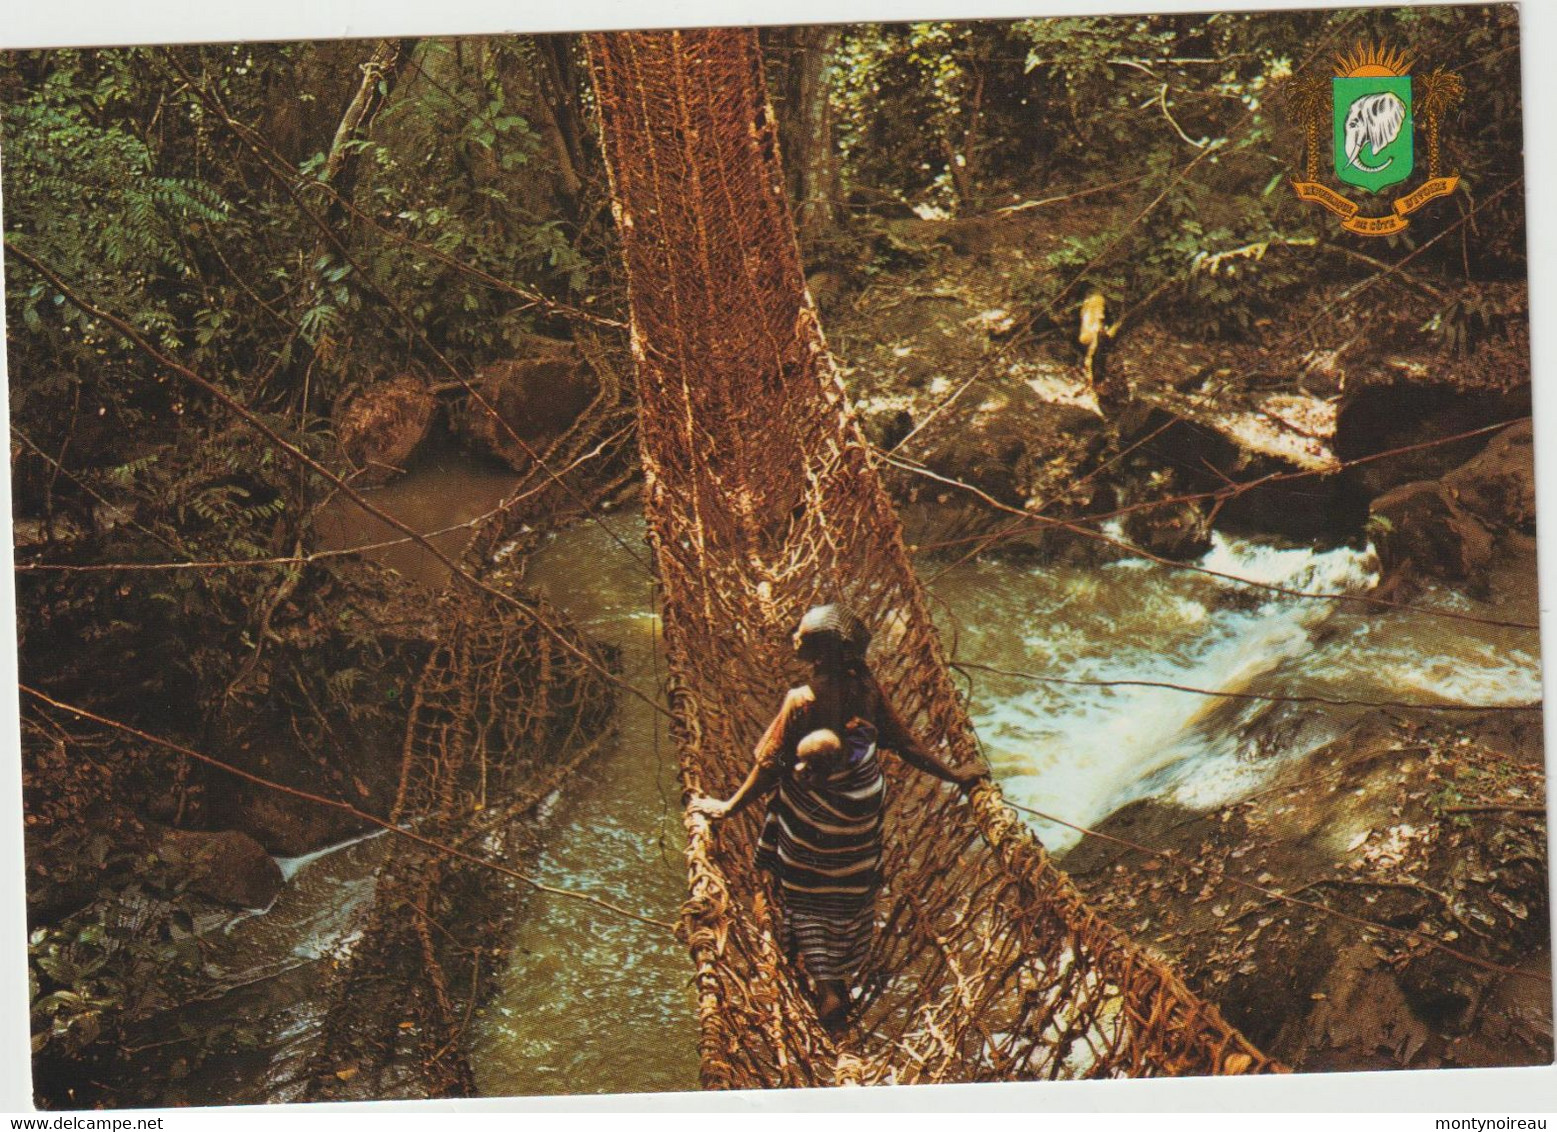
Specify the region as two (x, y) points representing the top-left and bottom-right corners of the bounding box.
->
(1332, 75), (1413, 193)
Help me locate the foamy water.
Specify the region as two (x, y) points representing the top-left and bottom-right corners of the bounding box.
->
(931, 530), (1536, 853)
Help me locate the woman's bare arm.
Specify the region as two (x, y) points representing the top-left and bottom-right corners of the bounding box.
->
(874, 683), (987, 788)
(689, 686), (813, 819)
(705, 758), (782, 818)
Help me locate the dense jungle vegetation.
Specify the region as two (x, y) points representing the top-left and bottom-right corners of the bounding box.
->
(2, 4), (1534, 1104)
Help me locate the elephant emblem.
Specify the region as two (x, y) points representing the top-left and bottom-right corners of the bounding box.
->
(1342, 91), (1408, 174)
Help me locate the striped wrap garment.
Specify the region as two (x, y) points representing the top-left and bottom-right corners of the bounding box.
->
(756, 719), (885, 983)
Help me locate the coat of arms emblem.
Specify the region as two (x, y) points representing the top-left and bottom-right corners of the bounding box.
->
(1288, 42), (1464, 236)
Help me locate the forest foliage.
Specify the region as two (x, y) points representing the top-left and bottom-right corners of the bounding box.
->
(0, 4), (1528, 1080)
(3, 9), (1525, 553)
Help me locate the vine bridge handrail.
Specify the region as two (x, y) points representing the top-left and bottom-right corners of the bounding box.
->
(586, 27), (1283, 1088)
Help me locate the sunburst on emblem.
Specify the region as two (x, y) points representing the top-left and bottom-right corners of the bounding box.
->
(1333, 41), (1414, 78)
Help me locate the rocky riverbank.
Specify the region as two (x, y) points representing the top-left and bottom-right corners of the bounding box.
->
(334, 191), (1547, 1083)
(22, 464), (620, 1108)
(23, 552), (440, 1106)
(1057, 431), (1548, 1072)
(1067, 704), (1548, 1071)
(819, 201), (1529, 561)
(317, 195), (1535, 573)
(822, 198), (1547, 1074)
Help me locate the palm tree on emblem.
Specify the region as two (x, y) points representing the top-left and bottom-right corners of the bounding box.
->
(1285, 74), (1329, 183)
(1417, 69), (1466, 179)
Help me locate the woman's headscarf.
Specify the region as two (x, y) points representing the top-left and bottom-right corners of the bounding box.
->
(796, 604), (871, 659)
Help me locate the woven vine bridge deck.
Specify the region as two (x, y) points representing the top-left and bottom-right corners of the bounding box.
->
(586, 27), (1283, 1088)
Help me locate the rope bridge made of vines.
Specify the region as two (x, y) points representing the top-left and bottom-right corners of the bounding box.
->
(11, 212), (645, 1097)
(585, 27), (1286, 1088)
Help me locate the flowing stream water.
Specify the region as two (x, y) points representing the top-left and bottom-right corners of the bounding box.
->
(290, 443), (1541, 1098)
(929, 528), (1539, 852)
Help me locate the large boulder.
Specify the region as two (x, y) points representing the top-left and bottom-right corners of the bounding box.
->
(1442, 420), (1535, 533)
(1337, 378), (1531, 501)
(912, 381), (1105, 509)
(1369, 479), (1495, 593)
(202, 558), (438, 858)
(155, 828), (284, 910)
(450, 340), (599, 471)
(1290, 942), (1436, 1070)
(213, 778), (367, 859)
(334, 375), (437, 486)
(1121, 499), (1213, 561)
(1104, 402), (1362, 543)
(1367, 419), (1533, 596)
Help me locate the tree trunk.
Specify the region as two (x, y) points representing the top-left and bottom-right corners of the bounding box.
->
(944, 62), (983, 213)
(792, 25), (842, 247)
(275, 39), (416, 415)
(531, 35), (589, 217)
(320, 38), (417, 228)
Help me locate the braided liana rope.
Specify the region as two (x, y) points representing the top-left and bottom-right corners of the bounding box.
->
(585, 28), (1283, 1088)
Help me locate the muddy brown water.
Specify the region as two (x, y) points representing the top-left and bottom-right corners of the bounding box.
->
(312, 441), (523, 588)
(302, 445), (1542, 1098)
(319, 445), (699, 1097)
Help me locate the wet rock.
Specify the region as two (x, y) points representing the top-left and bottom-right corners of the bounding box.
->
(1442, 419), (1535, 533)
(334, 375), (437, 487)
(1076, 705), (1550, 1074)
(1062, 796), (1204, 879)
(914, 384), (1104, 508)
(1089, 404), (1357, 548)
(155, 829), (284, 910)
(1442, 950), (1555, 1067)
(1120, 498), (1212, 561)
(1369, 480), (1495, 593)
(1360, 418), (1532, 599)
(1113, 406), (1361, 543)
(449, 340), (599, 472)
(219, 784), (368, 859)
(1298, 942), (1435, 1069)
(1336, 379), (1531, 501)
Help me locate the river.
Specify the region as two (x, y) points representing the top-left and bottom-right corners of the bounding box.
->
(301, 442), (1540, 1099)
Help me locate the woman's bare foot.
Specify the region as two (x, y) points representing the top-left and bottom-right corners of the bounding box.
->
(816, 981), (849, 1031)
